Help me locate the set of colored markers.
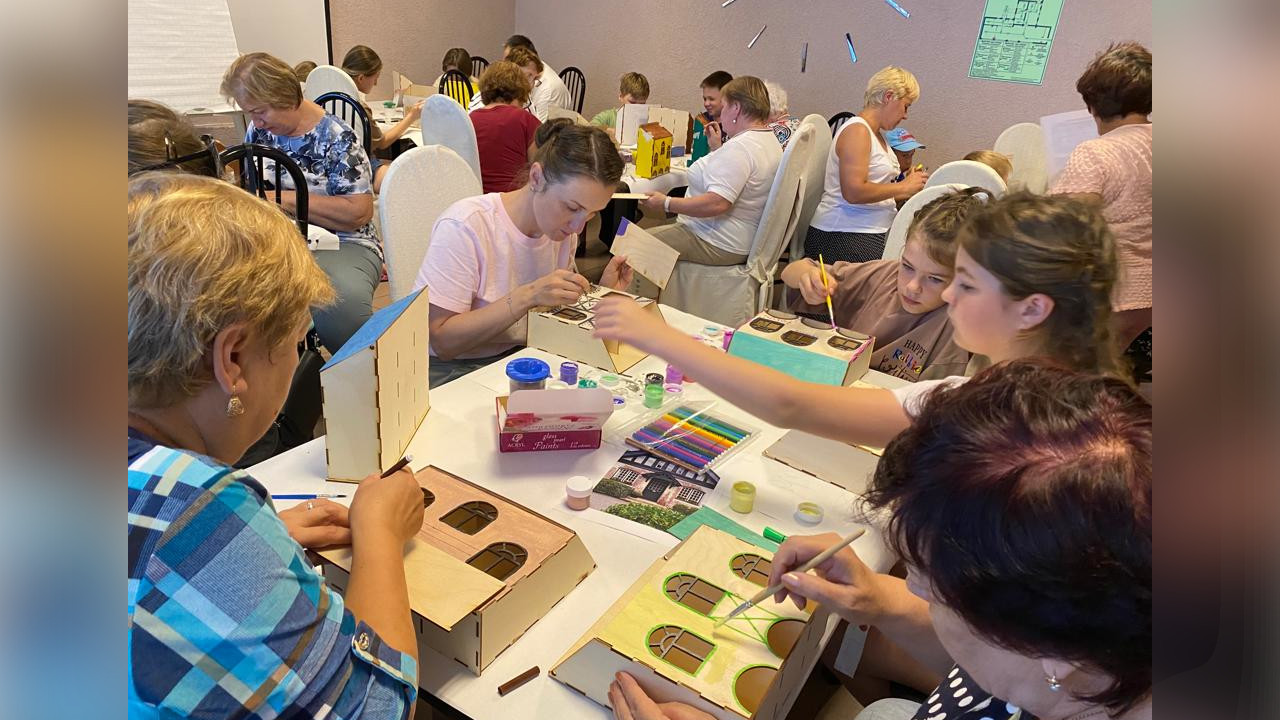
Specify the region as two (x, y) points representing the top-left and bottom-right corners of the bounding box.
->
(626, 406), (752, 472)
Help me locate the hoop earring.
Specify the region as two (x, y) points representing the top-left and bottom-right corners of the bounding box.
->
(1044, 673), (1062, 692)
(226, 396), (245, 417)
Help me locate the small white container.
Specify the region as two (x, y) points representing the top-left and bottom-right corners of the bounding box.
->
(565, 475), (595, 511)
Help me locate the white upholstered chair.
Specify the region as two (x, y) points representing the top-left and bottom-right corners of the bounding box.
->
(787, 114), (834, 261)
(881, 183), (968, 261)
(924, 160), (1006, 197)
(661, 122), (818, 327)
(994, 122), (1049, 193)
(377, 145), (482, 302)
(418, 95), (483, 184)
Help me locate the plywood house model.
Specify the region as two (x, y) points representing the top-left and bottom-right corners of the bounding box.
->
(526, 284), (665, 373)
(552, 526), (830, 719)
(320, 466), (595, 674)
(728, 309), (874, 386)
(321, 288), (431, 482)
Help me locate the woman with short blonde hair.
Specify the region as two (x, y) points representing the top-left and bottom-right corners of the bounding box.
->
(807, 65), (928, 263)
(638, 75), (784, 272)
(128, 173), (426, 720)
(221, 51), (382, 353)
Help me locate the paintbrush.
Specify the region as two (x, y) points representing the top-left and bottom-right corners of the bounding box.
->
(817, 253), (837, 329)
(714, 528), (866, 628)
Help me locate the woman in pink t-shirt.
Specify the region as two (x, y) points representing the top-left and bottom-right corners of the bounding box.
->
(471, 61), (543, 193)
(1052, 42), (1152, 349)
(413, 124), (633, 387)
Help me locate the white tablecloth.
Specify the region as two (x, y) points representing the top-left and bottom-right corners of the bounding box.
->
(247, 305), (904, 719)
(621, 154), (690, 194)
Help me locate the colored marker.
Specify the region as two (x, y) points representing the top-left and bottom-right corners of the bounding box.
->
(648, 420), (726, 455)
(271, 493), (348, 500)
(845, 33), (858, 63)
(661, 414), (739, 447)
(635, 429), (718, 466)
(670, 407), (749, 441)
(884, 0), (910, 18)
(653, 418), (734, 450)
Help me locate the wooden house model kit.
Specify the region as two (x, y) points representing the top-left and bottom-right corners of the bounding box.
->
(319, 466), (596, 674)
(727, 309), (874, 386)
(321, 288), (431, 482)
(551, 526), (830, 719)
(526, 284), (665, 374)
(635, 122), (673, 178)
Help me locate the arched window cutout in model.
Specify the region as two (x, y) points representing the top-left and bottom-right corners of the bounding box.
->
(647, 624), (715, 675)
(766, 618), (806, 658)
(734, 665), (779, 714)
(730, 553), (772, 587)
(440, 501), (498, 534)
(467, 542), (528, 581)
(663, 573), (727, 616)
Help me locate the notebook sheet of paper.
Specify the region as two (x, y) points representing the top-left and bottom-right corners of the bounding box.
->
(612, 218), (679, 290)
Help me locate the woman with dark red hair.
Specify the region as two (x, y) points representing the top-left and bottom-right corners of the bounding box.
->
(608, 360), (1151, 720)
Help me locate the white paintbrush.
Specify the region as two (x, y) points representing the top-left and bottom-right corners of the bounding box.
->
(714, 527), (866, 628)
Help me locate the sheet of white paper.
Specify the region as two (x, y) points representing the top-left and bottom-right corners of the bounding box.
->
(611, 193), (648, 200)
(617, 104), (651, 149)
(1039, 109), (1098, 180)
(611, 219), (679, 290)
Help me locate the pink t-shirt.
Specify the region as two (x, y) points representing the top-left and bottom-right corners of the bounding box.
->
(413, 193), (577, 358)
(1052, 124), (1152, 311)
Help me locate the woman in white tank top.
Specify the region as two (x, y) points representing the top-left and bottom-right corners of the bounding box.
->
(806, 66), (930, 263)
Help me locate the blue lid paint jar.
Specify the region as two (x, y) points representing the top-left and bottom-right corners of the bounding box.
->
(506, 358), (550, 392)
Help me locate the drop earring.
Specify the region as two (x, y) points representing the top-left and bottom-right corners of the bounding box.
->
(1044, 673), (1062, 692)
(226, 383), (245, 417)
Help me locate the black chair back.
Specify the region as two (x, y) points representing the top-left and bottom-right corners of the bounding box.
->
(828, 111), (854, 134)
(470, 55), (490, 78)
(315, 91), (372, 157)
(219, 143), (309, 237)
(559, 66), (586, 114)
(439, 69), (475, 107)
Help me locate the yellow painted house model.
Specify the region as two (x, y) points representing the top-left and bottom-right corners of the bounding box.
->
(552, 526), (831, 719)
(635, 121), (673, 179)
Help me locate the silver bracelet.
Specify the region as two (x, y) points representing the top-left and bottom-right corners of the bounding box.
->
(663, 196), (672, 213)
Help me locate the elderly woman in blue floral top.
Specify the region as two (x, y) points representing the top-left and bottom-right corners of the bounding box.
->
(128, 173), (426, 719)
(221, 51), (382, 352)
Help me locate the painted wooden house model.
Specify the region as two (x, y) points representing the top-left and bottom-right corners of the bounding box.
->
(552, 526), (831, 719)
(727, 309), (873, 386)
(320, 288), (431, 482)
(526, 284), (664, 373)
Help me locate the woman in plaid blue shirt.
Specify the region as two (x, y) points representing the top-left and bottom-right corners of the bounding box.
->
(127, 173), (425, 719)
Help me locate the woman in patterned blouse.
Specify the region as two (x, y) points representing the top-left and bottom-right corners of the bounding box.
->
(221, 51), (384, 354)
(128, 173), (426, 719)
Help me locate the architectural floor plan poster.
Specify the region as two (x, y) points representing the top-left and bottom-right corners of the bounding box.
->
(968, 0), (1065, 85)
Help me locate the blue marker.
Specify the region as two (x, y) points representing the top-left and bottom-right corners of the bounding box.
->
(845, 33), (858, 64)
(884, 0), (910, 18)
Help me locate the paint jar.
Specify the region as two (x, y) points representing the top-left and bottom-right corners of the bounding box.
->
(612, 395), (627, 407)
(559, 361), (580, 385)
(645, 372), (664, 388)
(794, 501), (824, 525)
(729, 481), (756, 513)
(565, 475), (594, 511)
(702, 325), (723, 338)
(506, 358), (550, 392)
(664, 384), (683, 395)
(644, 383), (664, 409)
(547, 379), (570, 390)
(599, 374), (621, 388)
(722, 328), (735, 350)
(578, 378), (598, 389)
(665, 364), (683, 386)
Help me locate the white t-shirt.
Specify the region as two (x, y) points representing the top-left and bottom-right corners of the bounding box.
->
(678, 128), (784, 255)
(530, 64), (573, 121)
(810, 116), (901, 234)
(413, 193), (578, 358)
(890, 375), (967, 417)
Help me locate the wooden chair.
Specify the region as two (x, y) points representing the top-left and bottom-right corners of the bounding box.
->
(559, 66), (587, 114)
(219, 143), (309, 237)
(315, 91), (372, 157)
(438, 69), (475, 108)
(827, 111), (853, 134)
(470, 55), (490, 78)
(378, 145), (482, 302)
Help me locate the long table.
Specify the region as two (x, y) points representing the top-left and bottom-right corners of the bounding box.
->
(248, 305), (906, 719)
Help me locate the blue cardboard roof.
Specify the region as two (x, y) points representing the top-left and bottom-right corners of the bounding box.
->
(321, 288), (424, 371)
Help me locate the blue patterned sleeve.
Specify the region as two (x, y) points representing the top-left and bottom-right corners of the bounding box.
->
(324, 122), (374, 198)
(129, 467), (417, 719)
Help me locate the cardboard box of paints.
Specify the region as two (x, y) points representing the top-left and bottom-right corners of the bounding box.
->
(495, 387), (614, 452)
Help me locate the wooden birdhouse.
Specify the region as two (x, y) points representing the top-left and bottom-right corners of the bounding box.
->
(635, 122), (673, 178)
(320, 466), (596, 674)
(320, 288), (431, 482)
(552, 525), (830, 719)
(727, 309), (873, 386)
(526, 284), (665, 374)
